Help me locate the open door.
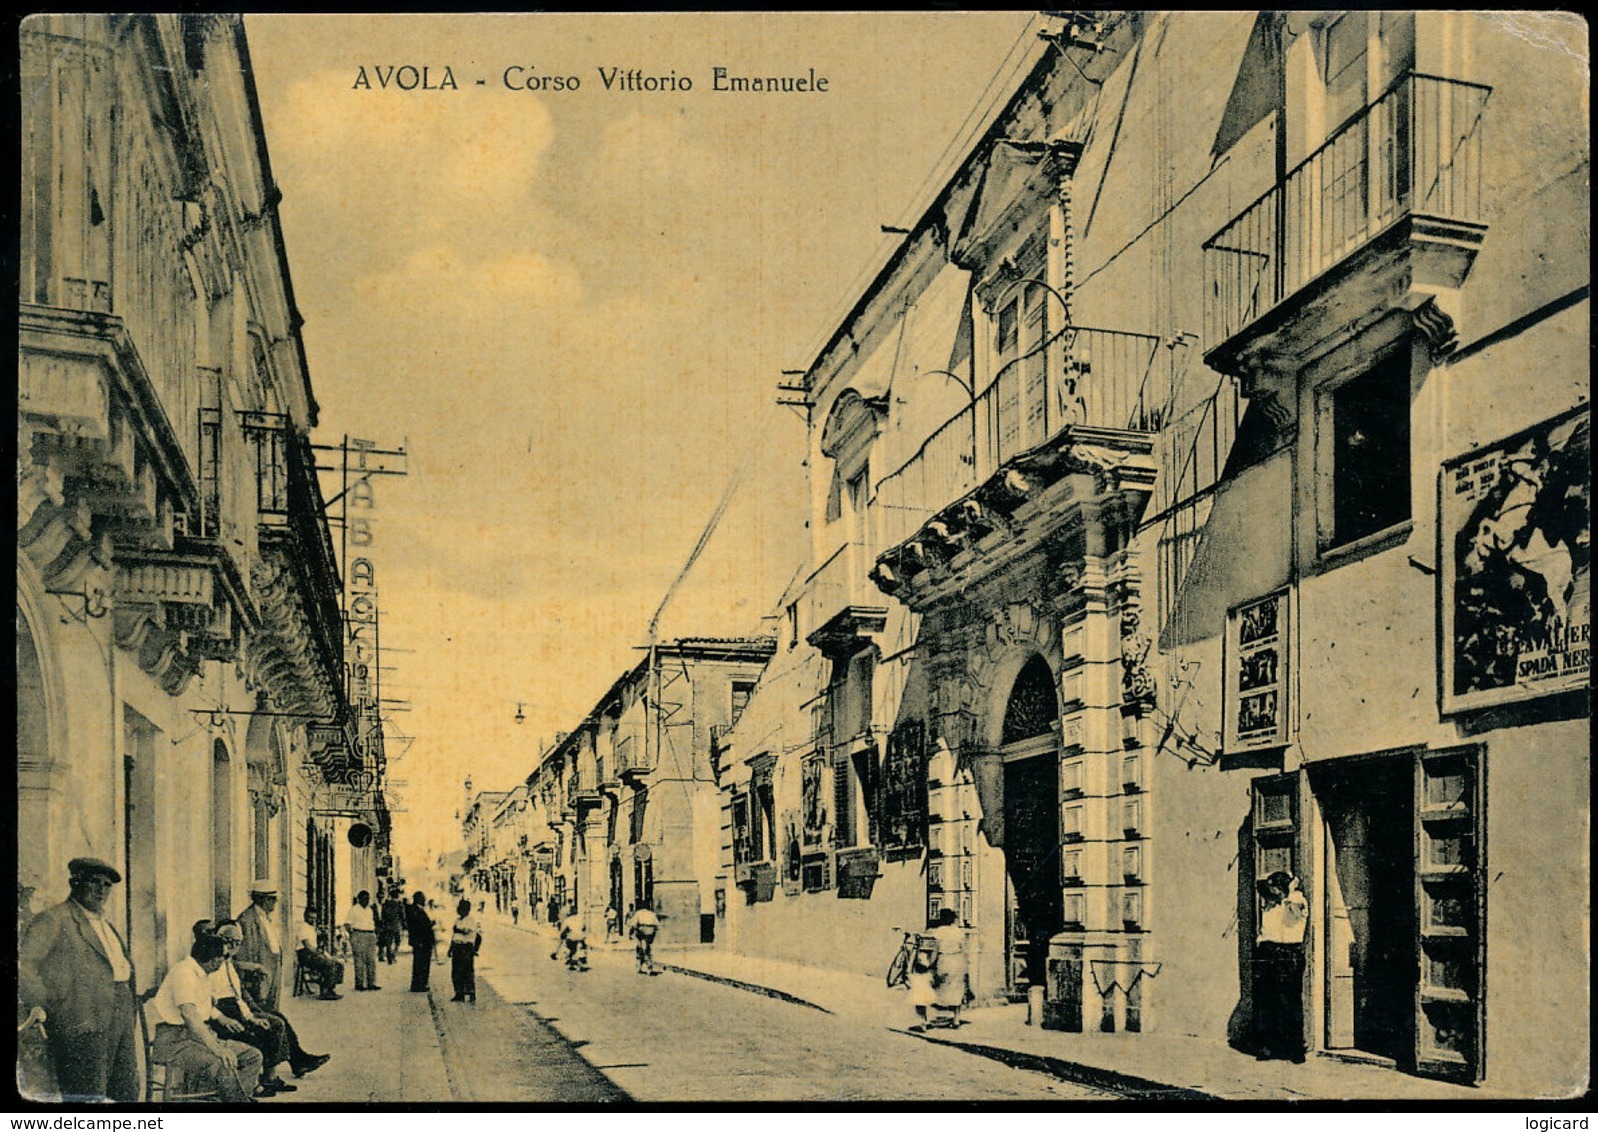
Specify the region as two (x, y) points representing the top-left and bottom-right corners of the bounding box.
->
(1250, 771), (1310, 1052)
(1413, 746), (1485, 1083)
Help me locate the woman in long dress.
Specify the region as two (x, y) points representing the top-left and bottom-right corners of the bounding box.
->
(448, 898), (482, 1003)
(906, 908), (967, 1030)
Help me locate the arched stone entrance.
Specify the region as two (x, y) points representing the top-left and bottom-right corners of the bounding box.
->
(998, 654), (1063, 990)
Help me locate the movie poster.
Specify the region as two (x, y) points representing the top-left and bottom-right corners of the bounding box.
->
(1441, 406), (1590, 711)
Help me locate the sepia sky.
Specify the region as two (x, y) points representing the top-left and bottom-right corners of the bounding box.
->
(243, 12), (1039, 870)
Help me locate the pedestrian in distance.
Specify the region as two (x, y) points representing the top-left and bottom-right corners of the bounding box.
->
(234, 882), (285, 1012)
(553, 905), (589, 971)
(404, 891), (436, 992)
(604, 904), (620, 942)
(430, 899), (449, 965)
(294, 913), (344, 999)
(625, 902), (660, 975)
(1253, 870), (1309, 1063)
(510, 898), (520, 927)
(448, 898), (482, 1002)
(344, 890), (380, 991)
(378, 889), (405, 965)
(146, 933), (265, 1103)
(17, 857), (139, 1102)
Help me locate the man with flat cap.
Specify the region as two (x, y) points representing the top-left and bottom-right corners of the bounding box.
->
(234, 882), (284, 1012)
(18, 858), (138, 1102)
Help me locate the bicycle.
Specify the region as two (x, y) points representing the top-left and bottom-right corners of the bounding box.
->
(885, 927), (937, 988)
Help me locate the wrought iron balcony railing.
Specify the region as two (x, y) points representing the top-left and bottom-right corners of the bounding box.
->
(874, 324), (1176, 550)
(1203, 72), (1490, 350)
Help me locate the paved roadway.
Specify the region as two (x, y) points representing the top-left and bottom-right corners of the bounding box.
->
(471, 926), (1107, 1103)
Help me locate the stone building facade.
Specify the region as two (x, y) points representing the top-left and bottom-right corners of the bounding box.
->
(716, 11), (1587, 1094)
(516, 639), (775, 945)
(17, 14), (382, 1002)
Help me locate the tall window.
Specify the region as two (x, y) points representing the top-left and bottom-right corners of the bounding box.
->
(1324, 349), (1411, 549)
(996, 298), (1022, 456)
(197, 408), (221, 536)
(876, 719), (928, 856)
(730, 680), (755, 726)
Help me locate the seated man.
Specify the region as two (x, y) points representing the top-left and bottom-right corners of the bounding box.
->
(147, 934), (265, 1102)
(212, 920), (329, 1089)
(294, 914), (344, 1000)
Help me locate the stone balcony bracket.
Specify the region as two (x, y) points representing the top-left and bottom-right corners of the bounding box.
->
(874, 425), (1157, 611)
(1206, 213), (1488, 394)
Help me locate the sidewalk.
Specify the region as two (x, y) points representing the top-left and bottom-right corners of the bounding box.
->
(271, 953), (453, 1103)
(646, 943), (1517, 1103)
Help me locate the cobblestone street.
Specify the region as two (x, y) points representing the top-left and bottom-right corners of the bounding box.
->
(272, 934), (1103, 1103)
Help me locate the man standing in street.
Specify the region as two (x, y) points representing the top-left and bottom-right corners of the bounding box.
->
(344, 890), (380, 991)
(404, 891), (436, 992)
(379, 887), (406, 965)
(235, 882), (284, 1012)
(17, 858), (139, 1102)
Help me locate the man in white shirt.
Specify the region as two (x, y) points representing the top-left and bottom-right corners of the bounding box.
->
(148, 934), (264, 1102)
(1253, 870), (1309, 1063)
(625, 903), (660, 975)
(344, 890), (380, 991)
(294, 914), (345, 999)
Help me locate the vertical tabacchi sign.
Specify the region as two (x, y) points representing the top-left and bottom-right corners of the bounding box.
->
(1225, 590), (1292, 753)
(317, 437), (408, 782)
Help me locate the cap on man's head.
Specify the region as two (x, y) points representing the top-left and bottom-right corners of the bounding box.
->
(217, 922), (244, 943)
(250, 882), (279, 897)
(68, 858), (122, 885)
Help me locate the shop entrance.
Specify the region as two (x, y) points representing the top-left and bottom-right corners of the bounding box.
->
(999, 655), (1062, 994)
(1317, 759), (1416, 1064)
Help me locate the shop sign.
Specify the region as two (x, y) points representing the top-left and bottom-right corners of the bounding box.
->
(1441, 406), (1590, 712)
(1224, 589), (1291, 752)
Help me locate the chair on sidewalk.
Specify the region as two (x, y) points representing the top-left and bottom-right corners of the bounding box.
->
(293, 955), (313, 998)
(138, 989), (219, 1102)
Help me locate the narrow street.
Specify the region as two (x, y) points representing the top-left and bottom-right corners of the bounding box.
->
(278, 932), (1107, 1103)
(474, 926), (1103, 1103)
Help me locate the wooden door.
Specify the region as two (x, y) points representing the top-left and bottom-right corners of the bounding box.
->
(1413, 747), (1485, 1082)
(1003, 754), (1061, 991)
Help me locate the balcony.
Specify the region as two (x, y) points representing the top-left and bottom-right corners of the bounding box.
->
(614, 732), (653, 782)
(239, 411), (347, 720)
(873, 325), (1176, 556)
(805, 541), (888, 659)
(1204, 73), (1491, 380)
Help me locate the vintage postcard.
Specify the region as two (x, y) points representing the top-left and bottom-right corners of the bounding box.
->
(14, 11), (1591, 1110)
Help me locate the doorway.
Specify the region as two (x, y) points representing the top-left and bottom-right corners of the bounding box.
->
(1317, 759), (1417, 1064)
(999, 655), (1063, 993)
(1004, 754), (1063, 990)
